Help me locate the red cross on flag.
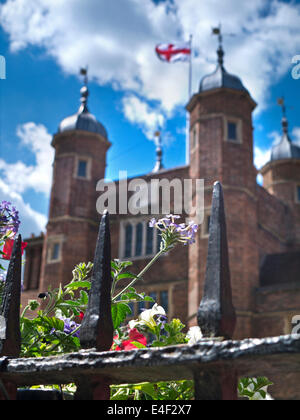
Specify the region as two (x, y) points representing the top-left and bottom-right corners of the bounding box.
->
(155, 42), (191, 63)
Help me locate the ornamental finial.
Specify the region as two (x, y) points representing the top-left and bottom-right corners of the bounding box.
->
(152, 131), (164, 173)
(79, 67), (89, 113)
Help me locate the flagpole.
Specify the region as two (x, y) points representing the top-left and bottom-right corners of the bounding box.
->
(186, 34), (193, 165)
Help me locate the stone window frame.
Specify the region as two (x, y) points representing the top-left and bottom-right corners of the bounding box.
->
(74, 155), (92, 181)
(119, 218), (161, 261)
(190, 123), (198, 152)
(224, 116), (243, 144)
(46, 235), (64, 264)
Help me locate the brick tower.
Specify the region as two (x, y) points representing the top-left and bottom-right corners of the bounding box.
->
(39, 74), (111, 293)
(186, 31), (258, 338)
(260, 102), (300, 250)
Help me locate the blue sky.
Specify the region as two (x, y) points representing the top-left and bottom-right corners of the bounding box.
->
(0, 0), (299, 238)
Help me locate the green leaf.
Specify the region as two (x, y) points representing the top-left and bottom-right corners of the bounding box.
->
(117, 273), (137, 280)
(65, 281), (91, 291)
(111, 303), (132, 329)
(130, 341), (147, 349)
(79, 290), (89, 305)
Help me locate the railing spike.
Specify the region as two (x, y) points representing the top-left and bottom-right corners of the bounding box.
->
(197, 182), (236, 339)
(0, 235), (22, 358)
(80, 210), (114, 351)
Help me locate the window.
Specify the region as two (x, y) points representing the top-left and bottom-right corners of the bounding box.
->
(225, 118), (242, 143)
(191, 126), (197, 150)
(157, 233), (162, 253)
(135, 223), (143, 257)
(127, 290), (169, 318)
(146, 225), (154, 255)
(160, 291), (169, 313)
(227, 122), (237, 141)
(124, 224), (133, 258)
(148, 292), (157, 309)
(77, 159), (88, 178)
(75, 157), (91, 179)
(120, 219), (161, 259)
(297, 186), (300, 203)
(47, 241), (62, 263)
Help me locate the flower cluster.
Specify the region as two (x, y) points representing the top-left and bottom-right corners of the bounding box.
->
(149, 214), (198, 250)
(112, 328), (147, 351)
(129, 303), (167, 330)
(0, 201), (20, 238)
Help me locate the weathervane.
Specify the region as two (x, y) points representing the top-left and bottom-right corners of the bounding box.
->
(80, 67), (89, 86)
(277, 97), (287, 118)
(212, 24), (224, 66)
(277, 97), (290, 136)
(212, 24), (223, 48)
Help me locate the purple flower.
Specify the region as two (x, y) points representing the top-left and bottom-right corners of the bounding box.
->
(149, 214), (198, 248)
(0, 201), (20, 238)
(155, 314), (168, 330)
(149, 218), (157, 228)
(62, 318), (81, 338)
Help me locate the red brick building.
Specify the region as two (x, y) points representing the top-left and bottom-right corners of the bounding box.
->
(22, 43), (300, 397)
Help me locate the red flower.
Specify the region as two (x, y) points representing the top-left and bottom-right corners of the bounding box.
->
(2, 239), (28, 261)
(79, 312), (85, 321)
(111, 328), (147, 351)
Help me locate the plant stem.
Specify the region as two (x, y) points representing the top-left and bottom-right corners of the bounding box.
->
(112, 248), (166, 302)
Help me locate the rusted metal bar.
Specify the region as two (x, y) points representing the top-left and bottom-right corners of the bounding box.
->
(196, 182), (237, 400)
(0, 235), (22, 400)
(194, 368), (238, 401)
(77, 211), (113, 400)
(197, 182), (236, 339)
(80, 210), (113, 351)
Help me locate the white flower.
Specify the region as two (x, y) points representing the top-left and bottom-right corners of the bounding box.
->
(129, 304), (166, 330)
(186, 326), (203, 345)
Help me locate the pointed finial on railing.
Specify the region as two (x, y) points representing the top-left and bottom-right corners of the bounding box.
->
(80, 211), (114, 351)
(197, 182), (236, 339)
(0, 235), (22, 358)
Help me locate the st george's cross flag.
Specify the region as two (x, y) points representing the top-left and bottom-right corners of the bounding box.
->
(155, 42), (191, 63)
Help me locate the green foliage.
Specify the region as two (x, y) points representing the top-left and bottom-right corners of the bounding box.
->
(0, 205), (275, 400)
(20, 262), (93, 357)
(151, 319), (188, 347)
(238, 377), (273, 400)
(111, 381), (194, 401)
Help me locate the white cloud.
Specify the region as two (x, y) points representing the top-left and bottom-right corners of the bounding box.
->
(1, 0), (299, 114)
(0, 122), (54, 195)
(122, 94), (165, 141)
(0, 122), (53, 237)
(0, 179), (47, 237)
(254, 146), (271, 170)
(292, 127), (300, 146)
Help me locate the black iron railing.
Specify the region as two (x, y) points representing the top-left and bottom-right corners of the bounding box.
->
(1, 182), (300, 400)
